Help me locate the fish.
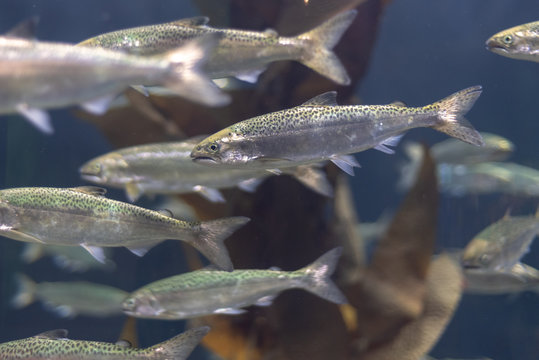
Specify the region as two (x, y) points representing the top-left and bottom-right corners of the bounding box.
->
(0, 19), (228, 134)
(398, 132), (514, 191)
(463, 262), (539, 295)
(0, 327), (209, 360)
(79, 136), (333, 203)
(77, 10), (357, 85)
(11, 274), (128, 318)
(0, 186), (250, 271)
(20, 243), (115, 272)
(486, 20), (539, 63)
(122, 247), (347, 319)
(461, 210), (539, 271)
(190, 86), (484, 175)
(437, 162), (539, 197)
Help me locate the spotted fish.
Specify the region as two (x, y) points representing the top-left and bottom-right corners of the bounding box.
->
(0, 327), (209, 360)
(122, 247), (347, 319)
(486, 20), (539, 63)
(0, 186), (249, 271)
(191, 86), (484, 175)
(78, 10), (357, 85)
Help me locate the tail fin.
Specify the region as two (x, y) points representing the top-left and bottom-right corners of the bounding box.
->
(297, 247), (348, 304)
(297, 10), (357, 85)
(11, 274), (36, 309)
(20, 243), (45, 263)
(161, 34), (230, 107)
(146, 326), (210, 360)
(285, 164), (334, 197)
(194, 216), (250, 271)
(432, 86), (484, 146)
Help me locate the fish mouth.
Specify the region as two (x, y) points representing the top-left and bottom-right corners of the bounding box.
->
(192, 156), (219, 165)
(485, 39), (507, 52)
(80, 172), (104, 183)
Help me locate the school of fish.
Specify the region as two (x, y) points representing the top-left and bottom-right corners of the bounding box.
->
(0, 7), (537, 360)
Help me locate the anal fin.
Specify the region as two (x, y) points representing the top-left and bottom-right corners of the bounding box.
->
(330, 154), (360, 176)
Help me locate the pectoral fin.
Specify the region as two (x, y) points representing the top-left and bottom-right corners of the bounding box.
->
(237, 178), (265, 193)
(1, 228), (45, 244)
(16, 104), (53, 134)
(214, 307), (247, 315)
(81, 244), (106, 263)
(254, 295), (276, 307)
(235, 68), (266, 83)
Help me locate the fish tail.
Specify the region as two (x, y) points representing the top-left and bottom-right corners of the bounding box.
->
(297, 247), (348, 304)
(432, 86), (484, 146)
(11, 273), (36, 309)
(145, 326), (210, 360)
(161, 34), (230, 107)
(297, 10), (357, 85)
(20, 243), (45, 263)
(193, 216), (250, 271)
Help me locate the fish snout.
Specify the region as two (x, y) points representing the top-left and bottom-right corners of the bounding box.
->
(79, 161), (105, 182)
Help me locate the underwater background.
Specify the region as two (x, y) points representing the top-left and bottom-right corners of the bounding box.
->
(0, 0), (538, 359)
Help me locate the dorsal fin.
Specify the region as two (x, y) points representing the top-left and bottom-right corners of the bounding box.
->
(503, 207), (512, 219)
(35, 329), (68, 339)
(115, 340), (132, 348)
(171, 16), (209, 27)
(300, 92), (338, 107)
(5, 17), (38, 39)
(70, 186), (107, 197)
(158, 209), (174, 218)
(389, 100), (407, 107)
(264, 28), (278, 37)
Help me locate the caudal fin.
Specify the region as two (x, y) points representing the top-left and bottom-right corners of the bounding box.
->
(146, 326), (210, 360)
(297, 10), (357, 85)
(11, 274), (36, 309)
(432, 86), (484, 146)
(161, 34), (230, 107)
(297, 247), (348, 304)
(194, 216), (250, 271)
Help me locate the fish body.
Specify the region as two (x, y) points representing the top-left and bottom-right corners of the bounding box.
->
(123, 247), (347, 319)
(0, 21), (227, 133)
(398, 133), (514, 191)
(464, 262), (539, 295)
(461, 213), (539, 270)
(191, 87), (484, 175)
(0, 186), (249, 270)
(486, 20), (539, 62)
(438, 162), (539, 197)
(21, 243), (115, 272)
(0, 327), (209, 360)
(12, 274), (127, 318)
(78, 11), (357, 85)
(79, 137), (332, 202)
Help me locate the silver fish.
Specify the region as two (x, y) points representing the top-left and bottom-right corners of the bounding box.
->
(461, 211), (539, 271)
(79, 136), (333, 203)
(12, 274), (128, 318)
(122, 247), (347, 320)
(190, 87), (484, 175)
(78, 11), (357, 85)
(0, 19), (228, 134)
(0, 327), (209, 360)
(21, 243), (115, 272)
(464, 262), (539, 295)
(438, 162), (539, 197)
(0, 186), (250, 271)
(486, 20), (539, 63)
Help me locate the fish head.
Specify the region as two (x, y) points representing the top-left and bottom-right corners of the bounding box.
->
(122, 291), (164, 317)
(191, 128), (257, 166)
(460, 239), (497, 269)
(485, 25), (535, 59)
(79, 153), (129, 185)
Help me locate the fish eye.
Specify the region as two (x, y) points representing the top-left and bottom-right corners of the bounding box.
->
(207, 143), (220, 152)
(502, 35), (513, 44)
(123, 298), (136, 310)
(479, 253), (491, 265)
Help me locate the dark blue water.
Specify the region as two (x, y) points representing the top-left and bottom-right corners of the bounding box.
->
(0, 1), (538, 359)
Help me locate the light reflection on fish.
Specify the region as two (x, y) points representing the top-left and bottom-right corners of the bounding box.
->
(79, 136), (333, 203)
(191, 87), (484, 175)
(78, 11), (357, 85)
(122, 247), (347, 320)
(0, 327), (209, 360)
(0, 19), (228, 134)
(0, 186), (249, 271)
(12, 274), (127, 318)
